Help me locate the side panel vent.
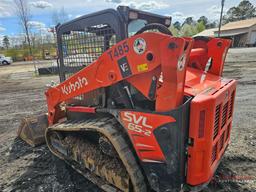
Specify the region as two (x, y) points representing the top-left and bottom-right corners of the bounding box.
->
(221, 102), (228, 128)
(229, 91), (235, 118)
(211, 144), (217, 164)
(213, 104), (221, 140)
(219, 133), (225, 150)
(226, 123), (231, 141)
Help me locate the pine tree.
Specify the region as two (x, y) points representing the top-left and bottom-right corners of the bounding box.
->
(3, 36), (10, 49)
(224, 0), (256, 22)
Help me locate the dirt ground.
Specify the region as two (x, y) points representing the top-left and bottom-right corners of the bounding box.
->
(0, 48), (255, 192)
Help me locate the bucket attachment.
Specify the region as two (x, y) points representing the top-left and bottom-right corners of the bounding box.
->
(17, 114), (48, 147)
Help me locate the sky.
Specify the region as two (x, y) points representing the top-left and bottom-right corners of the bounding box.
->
(0, 0), (256, 37)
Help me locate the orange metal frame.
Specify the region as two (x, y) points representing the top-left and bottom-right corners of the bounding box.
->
(45, 32), (237, 186)
(45, 32), (193, 125)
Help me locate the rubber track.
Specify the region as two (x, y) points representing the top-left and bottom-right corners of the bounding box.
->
(45, 117), (147, 192)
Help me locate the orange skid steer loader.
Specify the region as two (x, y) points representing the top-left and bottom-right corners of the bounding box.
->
(18, 6), (237, 192)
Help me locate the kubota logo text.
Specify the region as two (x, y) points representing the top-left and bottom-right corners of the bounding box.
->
(61, 76), (88, 95)
(122, 112), (152, 136)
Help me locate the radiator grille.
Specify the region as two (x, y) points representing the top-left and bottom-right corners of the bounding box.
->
(213, 104), (221, 140)
(212, 90), (235, 164)
(219, 132), (225, 150)
(61, 24), (116, 79)
(226, 123), (231, 141)
(221, 102), (228, 128)
(229, 91), (235, 118)
(211, 144), (217, 164)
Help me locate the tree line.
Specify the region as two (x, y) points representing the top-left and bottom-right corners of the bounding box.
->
(224, 0), (255, 23)
(170, 0), (256, 37)
(169, 16), (216, 37)
(1, 0), (256, 59)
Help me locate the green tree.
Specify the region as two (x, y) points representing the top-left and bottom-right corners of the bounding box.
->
(197, 16), (208, 26)
(183, 17), (195, 26)
(224, 7), (240, 22)
(180, 24), (197, 37)
(3, 35), (10, 49)
(173, 21), (181, 30)
(238, 0), (256, 19)
(224, 0), (256, 22)
(169, 25), (179, 36)
(196, 21), (206, 33)
(207, 21), (217, 28)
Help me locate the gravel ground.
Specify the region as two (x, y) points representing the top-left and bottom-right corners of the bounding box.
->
(0, 48), (255, 192)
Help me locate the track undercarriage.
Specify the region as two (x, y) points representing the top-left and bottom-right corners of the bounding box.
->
(45, 116), (147, 192)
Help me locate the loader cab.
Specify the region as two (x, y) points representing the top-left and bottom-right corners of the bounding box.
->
(47, 6), (237, 192)
(56, 6), (171, 82)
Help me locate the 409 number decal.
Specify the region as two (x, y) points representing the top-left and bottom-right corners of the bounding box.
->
(107, 41), (129, 60)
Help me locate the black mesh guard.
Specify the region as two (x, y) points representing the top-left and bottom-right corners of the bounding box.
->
(61, 24), (116, 79)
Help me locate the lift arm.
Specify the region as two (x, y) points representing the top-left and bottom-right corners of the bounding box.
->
(45, 32), (193, 125)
